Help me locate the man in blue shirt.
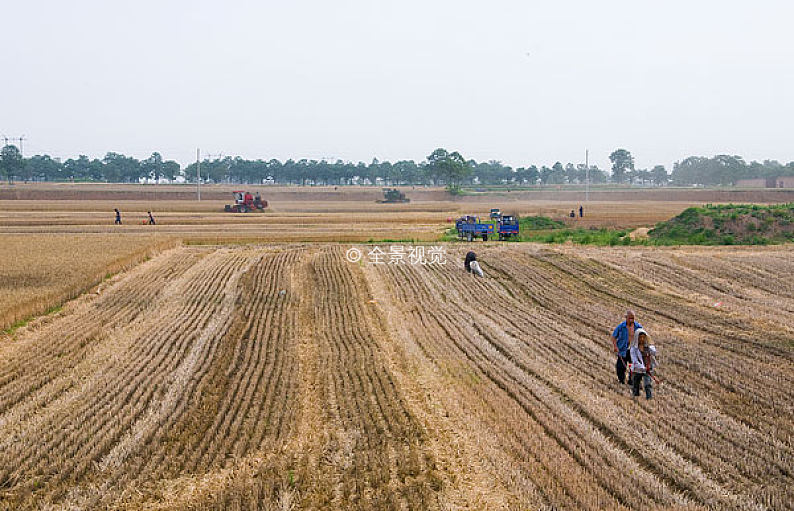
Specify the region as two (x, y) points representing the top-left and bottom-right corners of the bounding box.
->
(611, 310), (642, 385)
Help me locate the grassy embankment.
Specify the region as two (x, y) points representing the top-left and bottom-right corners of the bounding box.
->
(443, 203), (794, 245)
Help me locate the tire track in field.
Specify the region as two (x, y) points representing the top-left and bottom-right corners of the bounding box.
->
(299, 247), (441, 509)
(361, 259), (545, 510)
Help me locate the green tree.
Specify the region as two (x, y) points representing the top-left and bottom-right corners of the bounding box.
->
(651, 165), (668, 186)
(565, 163), (578, 184)
(671, 155), (747, 186)
(517, 165), (539, 185)
(103, 153), (142, 183)
(26, 154), (62, 181)
(0, 144), (24, 183)
(589, 165), (608, 183)
(549, 162), (566, 184)
(539, 166), (551, 184)
(609, 148), (634, 184)
(425, 148), (470, 190)
(142, 152), (164, 182)
(63, 155), (94, 181)
(424, 148), (448, 185)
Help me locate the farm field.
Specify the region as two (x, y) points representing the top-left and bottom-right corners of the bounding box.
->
(0, 243), (792, 510)
(1, 183), (793, 242)
(0, 234), (175, 331)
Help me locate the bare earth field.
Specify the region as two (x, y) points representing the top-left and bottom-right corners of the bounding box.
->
(0, 243), (791, 510)
(0, 184), (793, 510)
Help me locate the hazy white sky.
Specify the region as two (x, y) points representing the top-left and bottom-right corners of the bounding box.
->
(2, 0), (792, 171)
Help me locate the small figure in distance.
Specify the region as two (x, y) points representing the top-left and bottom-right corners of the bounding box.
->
(579, 205), (583, 218)
(570, 209), (576, 218)
(114, 208), (122, 225)
(147, 211), (156, 225)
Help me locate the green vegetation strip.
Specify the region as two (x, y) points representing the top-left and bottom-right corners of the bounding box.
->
(443, 204), (793, 245)
(648, 203), (794, 245)
(2, 306), (63, 336)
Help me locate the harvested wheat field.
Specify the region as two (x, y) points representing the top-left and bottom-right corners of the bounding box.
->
(0, 242), (792, 510)
(2, 184), (793, 242)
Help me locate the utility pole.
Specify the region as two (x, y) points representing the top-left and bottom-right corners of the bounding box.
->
(585, 149), (590, 202)
(196, 148), (201, 201)
(1, 135), (26, 153)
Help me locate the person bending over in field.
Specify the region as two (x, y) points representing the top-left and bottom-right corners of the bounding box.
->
(464, 251), (484, 277)
(147, 211), (156, 225)
(630, 329), (654, 399)
(610, 310), (641, 385)
(465, 251), (476, 273)
(114, 208), (122, 225)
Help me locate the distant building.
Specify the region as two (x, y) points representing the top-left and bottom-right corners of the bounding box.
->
(735, 177), (794, 188)
(735, 178), (766, 188)
(776, 176), (794, 188)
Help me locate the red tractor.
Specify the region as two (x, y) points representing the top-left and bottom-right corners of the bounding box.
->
(224, 191), (267, 213)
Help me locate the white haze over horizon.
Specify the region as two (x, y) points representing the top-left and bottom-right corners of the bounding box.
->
(1, 0), (792, 172)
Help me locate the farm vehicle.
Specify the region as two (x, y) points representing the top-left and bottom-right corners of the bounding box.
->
(498, 215), (519, 240)
(456, 214), (520, 241)
(456, 215), (494, 241)
(377, 188), (410, 203)
(224, 191), (267, 213)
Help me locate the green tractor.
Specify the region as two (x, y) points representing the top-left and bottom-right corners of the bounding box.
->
(377, 188), (410, 203)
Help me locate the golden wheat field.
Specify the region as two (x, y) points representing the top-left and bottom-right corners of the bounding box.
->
(0, 242), (792, 510)
(0, 234), (175, 331)
(1, 184), (793, 510)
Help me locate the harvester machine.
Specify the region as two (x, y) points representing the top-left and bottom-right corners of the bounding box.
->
(377, 188), (410, 203)
(224, 191), (267, 213)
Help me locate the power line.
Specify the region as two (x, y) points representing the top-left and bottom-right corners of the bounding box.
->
(585, 149), (589, 202)
(196, 148), (201, 201)
(1, 135), (26, 155)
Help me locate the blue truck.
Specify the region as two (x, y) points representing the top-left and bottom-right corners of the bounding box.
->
(456, 215), (494, 241)
(498, 215), (519, 240)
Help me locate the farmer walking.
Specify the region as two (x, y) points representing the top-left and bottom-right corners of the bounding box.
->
(114, 208), (122, 225)
(147, 211), (156, 225)
(610, 310), (642, 385)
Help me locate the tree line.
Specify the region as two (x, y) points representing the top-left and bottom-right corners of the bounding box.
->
(670, 155), (794, 186)
(1, 144), (791, 186)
